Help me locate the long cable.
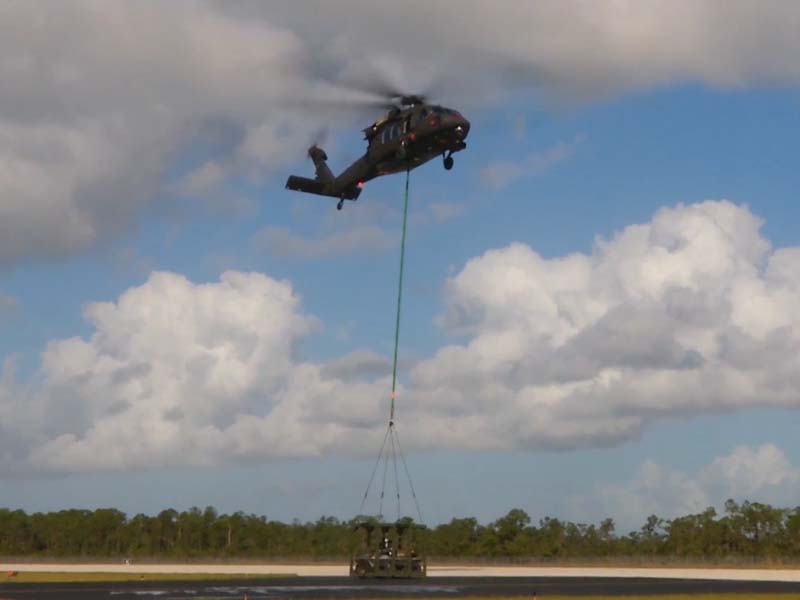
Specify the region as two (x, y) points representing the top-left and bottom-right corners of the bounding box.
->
(389, 170), (411, 422)
(360, 169), (424, 524)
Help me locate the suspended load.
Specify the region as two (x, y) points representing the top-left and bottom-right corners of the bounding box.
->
(349, 520), (426, 579)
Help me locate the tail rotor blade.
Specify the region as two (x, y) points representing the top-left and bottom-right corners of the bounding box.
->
(311, 126), (329, 148)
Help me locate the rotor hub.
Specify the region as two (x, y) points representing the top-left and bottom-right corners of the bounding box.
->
(398, 94), (426, 107)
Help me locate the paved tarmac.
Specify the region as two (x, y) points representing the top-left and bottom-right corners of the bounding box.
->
(5, 563), (800, 581)
(2, 576), (800, 599)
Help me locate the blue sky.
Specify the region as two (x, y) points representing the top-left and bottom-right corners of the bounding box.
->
(3, 2), (800, 533)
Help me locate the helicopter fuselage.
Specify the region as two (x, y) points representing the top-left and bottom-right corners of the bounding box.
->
(285, 103), (470, 208)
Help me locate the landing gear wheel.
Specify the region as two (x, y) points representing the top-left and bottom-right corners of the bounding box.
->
(337, 199), (344, 210)
(443, 155), (454, 170)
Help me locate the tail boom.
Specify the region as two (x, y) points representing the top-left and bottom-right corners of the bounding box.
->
(285, 176), (361, 200)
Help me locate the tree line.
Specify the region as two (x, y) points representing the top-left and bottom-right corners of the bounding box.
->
(1, 500), (799, 562)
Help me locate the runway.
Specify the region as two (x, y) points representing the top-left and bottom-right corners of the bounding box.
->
(3, 576), (800, 599)
(4, 563), (800, 581)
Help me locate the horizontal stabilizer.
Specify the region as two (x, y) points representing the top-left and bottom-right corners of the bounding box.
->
(285, 175), (328, 195)
(285, 176), (362, 200)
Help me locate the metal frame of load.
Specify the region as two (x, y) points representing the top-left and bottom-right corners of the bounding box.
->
(349, 520), (427, 579)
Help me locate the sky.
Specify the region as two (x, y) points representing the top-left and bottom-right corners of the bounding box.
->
(2, 1), (800, 534)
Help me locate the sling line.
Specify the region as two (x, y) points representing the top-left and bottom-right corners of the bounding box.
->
(359, 170), (423, 524)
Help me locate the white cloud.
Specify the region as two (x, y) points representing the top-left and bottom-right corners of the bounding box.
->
(231, 1), (800, 105)
(256, 196), (464, 260)
(3, 2), (800, 265)
(0, 2), (340, 265)
(6, 201), (800, 473)
(394, 200), (800, 453)
(480, 163), (527, 191)
(321, 351), (393, 382)
(256, 195), (463, 260)
(702, 444), (800, 499)
(174, 161), (226, 199)
(576, 444), (800, 531)
(594, 460), (712, 528)
(0, 292), (17, 330)
(253, 225), (397, 259)
(0, 292), (16, 313)
(481, 136), (584, 189)
(4, 270), (392, 472)
(428, 202), (466, 223)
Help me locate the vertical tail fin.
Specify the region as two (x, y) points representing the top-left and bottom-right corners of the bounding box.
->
(309, 146), (334, 183)
(284, 145), (361, 200)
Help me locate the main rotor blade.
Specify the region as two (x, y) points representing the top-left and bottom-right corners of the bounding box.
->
(293, 96), (396, 111)
(328, 61), (438, 105)
(336, 67), (408, 101)
(285, 79), (398, 114)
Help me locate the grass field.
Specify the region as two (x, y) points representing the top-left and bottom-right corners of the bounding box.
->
(180, 596), (800, 600)
(1, 571), (292, 584)
(349, 597), (800, 600)
(432, 597), (800, 600)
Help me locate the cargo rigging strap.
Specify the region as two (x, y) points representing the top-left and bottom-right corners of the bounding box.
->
(359, 170), (423, 524)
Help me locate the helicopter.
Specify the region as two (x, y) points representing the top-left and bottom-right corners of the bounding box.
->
(285, 93), (470, 210)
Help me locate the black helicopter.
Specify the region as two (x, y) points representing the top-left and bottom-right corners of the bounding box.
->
(285, 93), (470, 210)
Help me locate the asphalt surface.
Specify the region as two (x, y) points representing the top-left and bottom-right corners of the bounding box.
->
(2, 576), (800, 599)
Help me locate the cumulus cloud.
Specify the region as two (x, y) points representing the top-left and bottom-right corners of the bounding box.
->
(6, 201), (800, 472)
(0, 2), (346, 265)
(321, 351), (394, 382)
(0, 292), (16, 313)
(576, 444), (800, 531)
(0, 270), (392, 472)
(394, 200), (800, 452)
(257, 198), (461, 259)
(3, 1), (800, 265)
(176, 162), (227, 199)
(593, 460), (712, 527)
(427, 202), (466, 224)
(702, 443), (800, 499)
(228, 1), (800, 102)
(253, 224), (397, 259)
(481, 136), (584, 189)
(0, 292), (16, 329)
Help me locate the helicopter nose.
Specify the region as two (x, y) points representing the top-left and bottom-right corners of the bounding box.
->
(454, 117), (470, 139)
(448, 113), (469, 139)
